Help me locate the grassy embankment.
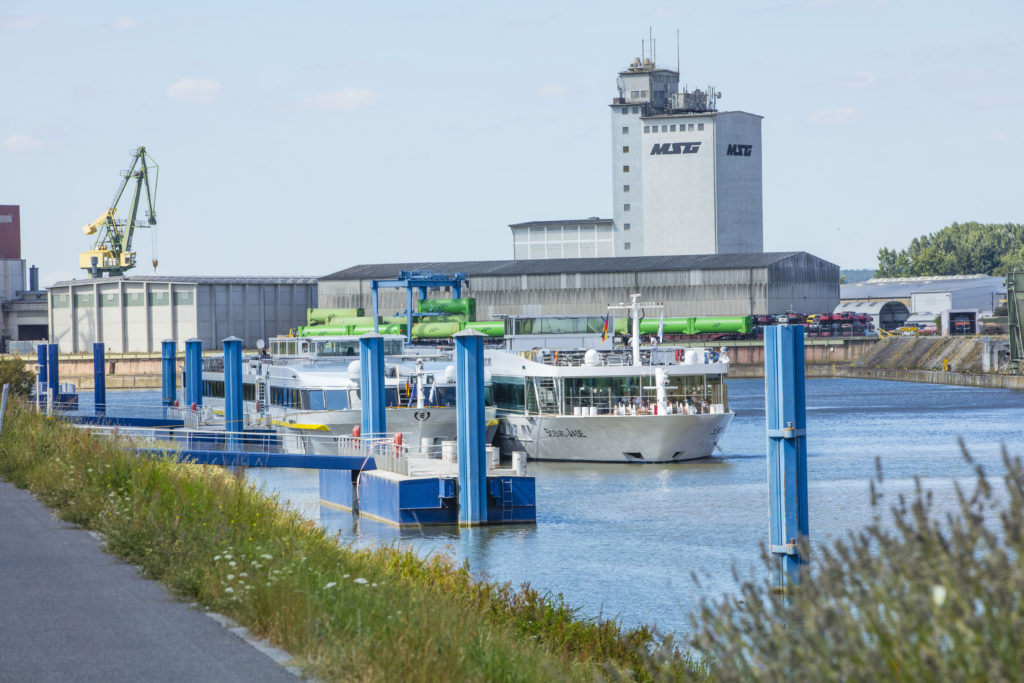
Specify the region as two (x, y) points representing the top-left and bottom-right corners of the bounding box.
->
(0, 398), (704, 682)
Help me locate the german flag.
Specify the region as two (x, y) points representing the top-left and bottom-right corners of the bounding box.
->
(601, 315), (609, 342)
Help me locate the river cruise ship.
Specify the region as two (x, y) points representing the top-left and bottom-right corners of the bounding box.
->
(488, 299), (733, 463)
(200, 335), (497, 454)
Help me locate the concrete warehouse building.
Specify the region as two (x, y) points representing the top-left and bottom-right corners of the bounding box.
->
(511, 54), (763, 259)
(319, 252), (837, 319)
(48, 276), (317, 353)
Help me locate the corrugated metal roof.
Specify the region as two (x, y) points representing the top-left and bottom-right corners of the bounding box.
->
(840, 275), (1004, 300)
(50, 275), (318, 287)
(323, 252), (823, 280)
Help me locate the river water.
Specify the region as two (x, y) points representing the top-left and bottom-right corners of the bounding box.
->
(86, 379), (1024, 637)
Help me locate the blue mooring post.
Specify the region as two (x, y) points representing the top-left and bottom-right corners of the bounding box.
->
(161, 340), (176, 406)
(93, 342), (106, 416)
(185, 338), (202, 407)
(47, 343), (59, 406)
(359, 334), (386, 438)
(454, 329), (487, 526)
(36, 344), (47, 406)
(223, 337), (243, 451)
(764, 324), (810, 591)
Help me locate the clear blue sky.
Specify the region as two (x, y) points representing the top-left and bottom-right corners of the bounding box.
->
(2, 1), (1020, 287)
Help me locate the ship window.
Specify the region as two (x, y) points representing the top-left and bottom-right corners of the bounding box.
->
(493, 376), (526, 412)
(698, 123), (704, 131)
(632, 106), (639, 114)
(625, 242), (631, 250)
(307, 390), (326, 410)
(624, 223), (631, 230)
(622, 146), (629, 153)
(622, 165), (629, 173)
(385, 388), (400, 407)
(643, 125), (650, 133)
(325, 390), (349, 410)
(661, 125), (667, 132)
(622, 106), (629, 114)
(623, 184), (630, 192)
(630, 90), (639, 98)
(670, 124), (676, 131)
(624, 204), (631, 211)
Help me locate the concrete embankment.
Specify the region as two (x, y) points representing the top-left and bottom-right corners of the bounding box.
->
(724, 335), (1023, 390)
(14, 353), (166, 389)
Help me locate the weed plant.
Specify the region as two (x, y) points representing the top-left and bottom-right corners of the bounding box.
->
(690, 443), (1024, 681)
(0, 399), (705, 682)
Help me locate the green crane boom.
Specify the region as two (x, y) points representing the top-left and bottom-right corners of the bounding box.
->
(79, 146), (159, 277)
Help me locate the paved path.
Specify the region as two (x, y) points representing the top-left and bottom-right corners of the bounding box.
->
(0, 479), (299, 682)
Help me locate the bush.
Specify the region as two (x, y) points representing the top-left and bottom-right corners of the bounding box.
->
(0, 356), (36, 396)
(690, 443), (1024, 681)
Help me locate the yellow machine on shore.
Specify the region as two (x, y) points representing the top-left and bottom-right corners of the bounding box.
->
(79, 146), (159, 278)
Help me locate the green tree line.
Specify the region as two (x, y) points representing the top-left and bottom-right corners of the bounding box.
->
(876, 222), (1024, 277)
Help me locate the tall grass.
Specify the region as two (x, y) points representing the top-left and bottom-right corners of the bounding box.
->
(0, 399), (704, 682)
(690, 443), (1024, 681)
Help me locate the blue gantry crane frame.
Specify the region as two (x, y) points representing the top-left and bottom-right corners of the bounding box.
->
(371, 270), (468, 342)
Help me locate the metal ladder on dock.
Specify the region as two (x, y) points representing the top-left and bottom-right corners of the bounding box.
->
(500, 479), (514, 522)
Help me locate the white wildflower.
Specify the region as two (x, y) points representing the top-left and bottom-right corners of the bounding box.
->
(324, 582), (337, 589)
(932, 585), (947, 606)
(214, 555), (222, 561)
(260, 554), (273, 560)
(228, 560), (237, 568)
(224, 587), (234, 594)
(227, 574), (235, 581)
(353, 577), (369, 585)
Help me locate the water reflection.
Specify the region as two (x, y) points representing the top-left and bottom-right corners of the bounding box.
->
(224, 378), (1024, 636)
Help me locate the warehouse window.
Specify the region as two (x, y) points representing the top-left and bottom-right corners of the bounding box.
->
(174, 291), (194, 305)
(74, 293), (94, 307)
(51, 294), (70, 309)
(148, 292), (169, 306)
(100, 293), (119, 307)
(124, 293), (145, 307)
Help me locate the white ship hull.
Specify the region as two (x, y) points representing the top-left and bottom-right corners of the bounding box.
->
(497, 411), (732, 463)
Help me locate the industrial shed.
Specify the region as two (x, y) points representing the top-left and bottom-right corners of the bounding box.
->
(48, 276), (317, 353)
(319, 252), (838, 319)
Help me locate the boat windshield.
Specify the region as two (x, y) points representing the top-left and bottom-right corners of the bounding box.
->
(316, 339), (404, 357)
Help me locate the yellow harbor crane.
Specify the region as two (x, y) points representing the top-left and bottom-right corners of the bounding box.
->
(79, 146), (159, 278)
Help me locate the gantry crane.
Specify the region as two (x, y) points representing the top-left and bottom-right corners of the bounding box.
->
(79, 146), (159, 277)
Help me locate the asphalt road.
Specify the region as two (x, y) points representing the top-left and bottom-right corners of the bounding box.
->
(0, 479), (299, 682)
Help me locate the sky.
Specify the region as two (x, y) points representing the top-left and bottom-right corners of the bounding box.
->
(1, 0), (1021, 288)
